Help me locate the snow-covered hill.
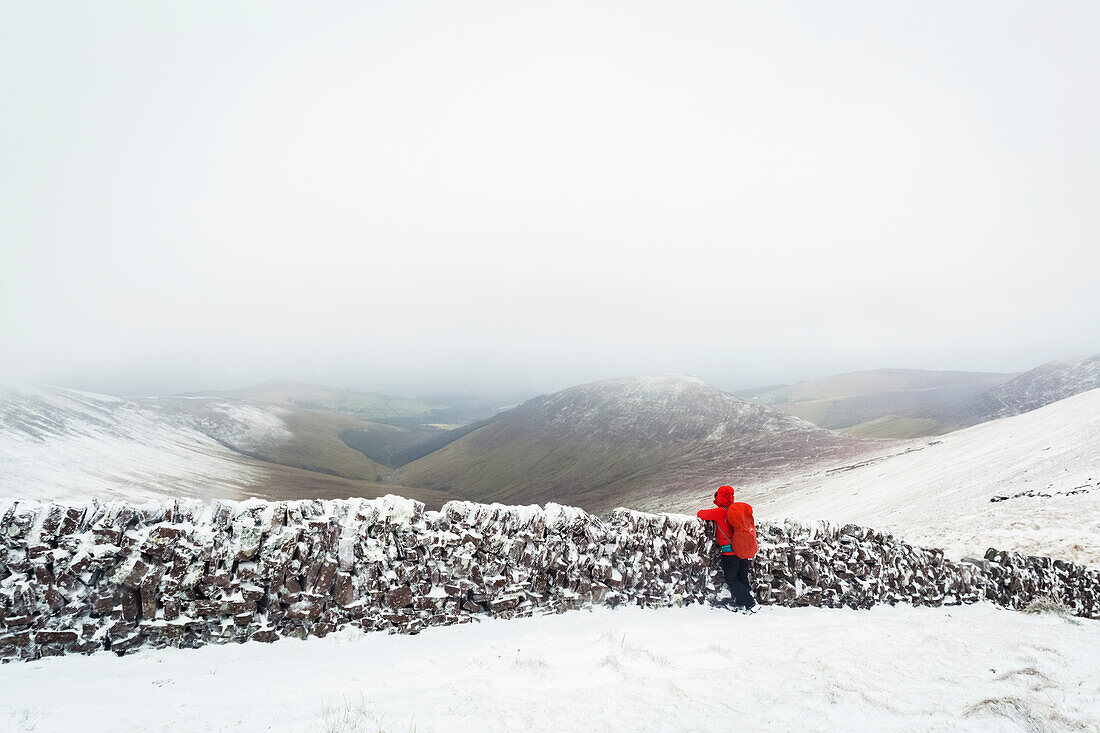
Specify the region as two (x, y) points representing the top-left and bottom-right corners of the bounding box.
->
(1, 604), (1096, 732)
(729, 388), (1100, 566)
(0, 384), (444, 505)
(924, 352), (1100, 430)
(0, 383), (286, 501)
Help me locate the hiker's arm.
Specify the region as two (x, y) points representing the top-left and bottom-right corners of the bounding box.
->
(696, 507), (723, 522)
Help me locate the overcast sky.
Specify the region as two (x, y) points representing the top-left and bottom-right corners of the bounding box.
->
(2, 1), (1098, 396)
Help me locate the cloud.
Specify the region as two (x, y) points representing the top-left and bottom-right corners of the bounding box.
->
(2, 1), (1098, 394)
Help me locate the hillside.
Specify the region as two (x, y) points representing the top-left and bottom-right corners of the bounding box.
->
(187, 379), (518, 469)
(397, 376), (875, 512)
(147, 395), (391, 481)
(708, 387), (1100, 566)
(748, 369), (1014, 437)
(0, 383), (448, 506)
(921, 352), (1100, 430)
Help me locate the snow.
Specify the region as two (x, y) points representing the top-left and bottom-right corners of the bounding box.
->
(0, 384), (288, 502)
(976, 353), (1100, 421)
(1, 604), (1097, 732)
(173, 398), (292, 454)
(744, 388), (1100, 567)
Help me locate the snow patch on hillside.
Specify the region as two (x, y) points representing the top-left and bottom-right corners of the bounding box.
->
(1, 604), (1096, 732)
(160, 396), (292, 453)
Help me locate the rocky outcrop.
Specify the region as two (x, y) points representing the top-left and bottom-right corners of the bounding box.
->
(1, 496), (1096, 662)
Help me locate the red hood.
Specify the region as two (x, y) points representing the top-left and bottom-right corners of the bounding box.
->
(714, 485), (735, 508)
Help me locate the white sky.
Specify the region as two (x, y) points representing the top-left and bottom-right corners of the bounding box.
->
(2, 1), (1098, 395)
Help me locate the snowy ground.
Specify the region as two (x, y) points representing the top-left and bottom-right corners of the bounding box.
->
(738, 388), (1100, 567)
(0, 384), (282, 502)
(2, 604), (1097, 733)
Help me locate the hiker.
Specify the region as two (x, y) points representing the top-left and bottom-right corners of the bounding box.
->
(696, 485), (758, 611)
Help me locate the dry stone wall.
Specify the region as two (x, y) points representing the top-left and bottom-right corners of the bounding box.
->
(1, 495), (1097, 662)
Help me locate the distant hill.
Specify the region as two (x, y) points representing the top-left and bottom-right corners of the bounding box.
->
(0, 383), (448, 506)
(396, 376), (874, 513)
(921, 353), (1100, 430)
(183, 379), (520, 471)
(747, 369), (1014, 438)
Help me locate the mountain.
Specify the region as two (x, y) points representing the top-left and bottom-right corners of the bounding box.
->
(711, 387), (1100, 566)
(396, 376), (875, 512)
(747, 369), (1015, 438)
(0, 383), (448, 506)
(921, 353), (1100, 430)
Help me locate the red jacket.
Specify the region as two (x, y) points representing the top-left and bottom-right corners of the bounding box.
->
(696, 485), (758, 559)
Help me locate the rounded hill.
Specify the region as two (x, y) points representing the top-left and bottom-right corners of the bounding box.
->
(397, 376), (871, 511)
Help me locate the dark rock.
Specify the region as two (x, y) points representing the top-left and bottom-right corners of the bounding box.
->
(111, 633), (144, 653)
(35, 630), (79, 645)
(334, 572), (354, 607)
(488, 595), (521, 612)
(251, 629), (279, 643)
(386, 585), (414, 609)
(1, 616), (33, 629)
(121, 590), (140, 622)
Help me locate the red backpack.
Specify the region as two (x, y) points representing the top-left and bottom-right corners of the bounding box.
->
(725, 502), (758, 558)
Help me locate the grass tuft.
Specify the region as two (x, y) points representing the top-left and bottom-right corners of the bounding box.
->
(319, 695), (419, 733)
(1023, 598), (1081, 625)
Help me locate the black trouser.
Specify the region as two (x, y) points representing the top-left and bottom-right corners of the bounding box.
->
(720, 555), (757, 608)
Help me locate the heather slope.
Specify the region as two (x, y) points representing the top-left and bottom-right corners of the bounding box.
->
(398, 376), (873, 512)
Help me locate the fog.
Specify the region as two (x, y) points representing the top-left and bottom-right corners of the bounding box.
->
(2, 2), (1098, 397)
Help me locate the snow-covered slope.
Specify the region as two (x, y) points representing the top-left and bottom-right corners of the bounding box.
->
(934, 352), (1100, 429)
(0, 384), (443, 505)
(0, 383), (287, 501)
(1, 604), (1096, 732)
(732, 388), (1100, 566)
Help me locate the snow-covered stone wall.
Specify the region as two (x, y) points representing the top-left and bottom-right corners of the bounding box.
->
(1, 496), (1097, 661)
